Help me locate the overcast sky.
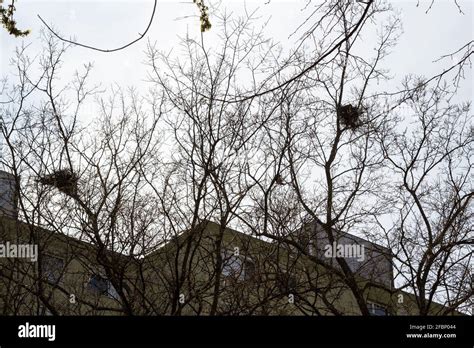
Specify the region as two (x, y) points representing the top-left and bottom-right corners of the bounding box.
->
(1, 0), (472, 106)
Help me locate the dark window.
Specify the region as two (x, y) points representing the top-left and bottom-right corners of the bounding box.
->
(243, 259), (256, 281)
(87, 274), (119, 299)
(368, 302), (389, 316)
(38, 305), (53, 316)
(221, 252), (255, 281)
(298, 233), (311, 253)
(41, 255), (64, 284)
(276, 272), (297, 293)
(88, 274), (108, 294)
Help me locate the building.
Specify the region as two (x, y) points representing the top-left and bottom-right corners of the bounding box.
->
(0, 171), (18, 220)
(0, 172), (462, 316)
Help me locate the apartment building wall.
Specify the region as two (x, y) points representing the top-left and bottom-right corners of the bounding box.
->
(295, 221), (394, 289)
(0, 216), (130, 315)
(0, 216), (461, 316)
(141, 221), (397, 315)
(0, 171), (18, 220)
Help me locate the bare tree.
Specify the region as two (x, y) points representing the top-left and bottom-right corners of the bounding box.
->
(1, 32), (165, 315)
(379, 80), (473, 315)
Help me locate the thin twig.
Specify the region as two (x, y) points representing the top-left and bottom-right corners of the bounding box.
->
(37, 0), (157, 53)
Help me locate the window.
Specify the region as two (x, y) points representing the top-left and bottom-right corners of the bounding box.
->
(276, 272), (297, 293)
(221, 252), (255, 281)
(41, 255), (64, 284)
(87, 274), (119, 299)
(298, 233), (311, 253)
(38, 305), (53, 316)
(243, 259), (256, 281)
(222, 255), (242, 278)
(368, 302), (389, 316)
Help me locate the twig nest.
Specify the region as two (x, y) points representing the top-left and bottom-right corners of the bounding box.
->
(337, 104), (363, 130)
(275, 174), (284, 185)
(39, 169), (78, 196)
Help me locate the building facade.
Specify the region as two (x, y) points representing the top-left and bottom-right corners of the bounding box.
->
(0, 172), (462, 316)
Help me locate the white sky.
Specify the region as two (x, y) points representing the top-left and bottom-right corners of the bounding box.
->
(0, 0), (472, 232)
(0, 0), (472, 105)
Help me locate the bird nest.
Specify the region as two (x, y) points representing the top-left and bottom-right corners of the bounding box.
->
(337, 104), (363, 130)
(38, 169), (78, 196)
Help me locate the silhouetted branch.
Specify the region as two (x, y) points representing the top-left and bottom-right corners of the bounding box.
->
(37, 0), (158, 53)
